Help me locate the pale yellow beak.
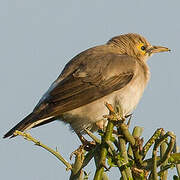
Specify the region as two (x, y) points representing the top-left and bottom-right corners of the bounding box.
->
(147, 46), (171, 55)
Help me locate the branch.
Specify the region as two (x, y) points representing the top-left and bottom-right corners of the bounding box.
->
(94, 103), (115, 180)
(142, 128), (163, 159)
(160, 130), (168, 180)
(118, 135), (133, 179)
(127, 126), (144, 158)
(14, 130), (72, 170)
(70, 147), (85, 180)
(157, 131), (176, 166)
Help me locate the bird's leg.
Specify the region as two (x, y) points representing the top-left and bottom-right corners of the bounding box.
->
(125, 113), (133, 119)
(95, 119), (105, 131)
(77, 132), (96, 151)
(125, 113), (133, 127)
(77, 132), (88, 144)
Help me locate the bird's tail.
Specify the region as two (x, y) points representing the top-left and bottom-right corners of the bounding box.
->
(3, 113), (37, 138)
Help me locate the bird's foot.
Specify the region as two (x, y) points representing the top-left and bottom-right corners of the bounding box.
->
(125, 113), (133, 119)
(77, 132), (96, 151)
(82, 140), (96, 151)
(125, 113), (133, 127)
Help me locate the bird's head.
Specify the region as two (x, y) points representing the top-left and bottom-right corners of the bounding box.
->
(107, 33), (170, 61)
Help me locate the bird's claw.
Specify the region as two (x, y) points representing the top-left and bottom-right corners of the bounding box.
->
(82, 140), (96, 151)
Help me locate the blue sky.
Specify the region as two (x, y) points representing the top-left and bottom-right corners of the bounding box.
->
(1, 0), (180, 179)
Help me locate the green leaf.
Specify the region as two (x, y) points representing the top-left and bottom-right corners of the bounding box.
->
(173, 175), (179, 180)
(110, 136), (116, 142)
(169, 153), (180, 164)
(107, 156), (117, 167)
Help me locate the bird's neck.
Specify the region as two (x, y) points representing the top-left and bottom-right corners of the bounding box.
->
(137, 58), (150, 81)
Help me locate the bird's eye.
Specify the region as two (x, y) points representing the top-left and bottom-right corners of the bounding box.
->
(141, 46), (146, 51)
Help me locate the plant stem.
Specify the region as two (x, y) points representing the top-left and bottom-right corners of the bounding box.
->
(127, 126), (143, 158)
(118, 136), (132, 179)
(142, 128), (163, 159)
(94, 120), (114, 180)
(117, 125), (133, 179)
(160, 130), (168, 180)
(14, 130), (72, 170)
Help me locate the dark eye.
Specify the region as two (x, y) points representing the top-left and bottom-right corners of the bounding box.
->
(141, 46), (146, 51)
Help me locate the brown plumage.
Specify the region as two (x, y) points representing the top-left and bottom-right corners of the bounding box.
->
(3, 33), (170, 139)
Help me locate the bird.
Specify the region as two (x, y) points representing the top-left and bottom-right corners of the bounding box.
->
(3, 33), (170, 143)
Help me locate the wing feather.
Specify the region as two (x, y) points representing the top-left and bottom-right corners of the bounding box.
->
(3, 46), (138, 138)
(34, 52), (137, 118)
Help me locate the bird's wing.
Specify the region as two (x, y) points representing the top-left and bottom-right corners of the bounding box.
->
(3, 49), (138, 138)
(34, 51), (138, 118)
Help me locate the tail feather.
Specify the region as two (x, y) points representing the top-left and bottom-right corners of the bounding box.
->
(3, 113), (38, 138)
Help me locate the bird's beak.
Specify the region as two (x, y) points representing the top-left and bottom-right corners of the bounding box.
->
(147, 46), (171, 55)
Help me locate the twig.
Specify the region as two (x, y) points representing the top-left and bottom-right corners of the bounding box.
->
(142, 128), (163, 159)
(158, 164), (175, 177)
(70, 147), (85, 180)
(118, 135), (133, 179)
(157, 132), (176, 166)
(173, 143), (180, 177)
(84, 128), (101, 144)
(94, 120), (114, 179)
(149, 131), (176, 180)
(118, 123), (135, 146)
(142, 153), (180, 171)
(94, 103), (114, 180)
(152, 141), (159, 180)
(14, 130), (72, 170)
(160, 130), (168, 180)
(82, 147), (96, 168)
(128, 126), (143, 157)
